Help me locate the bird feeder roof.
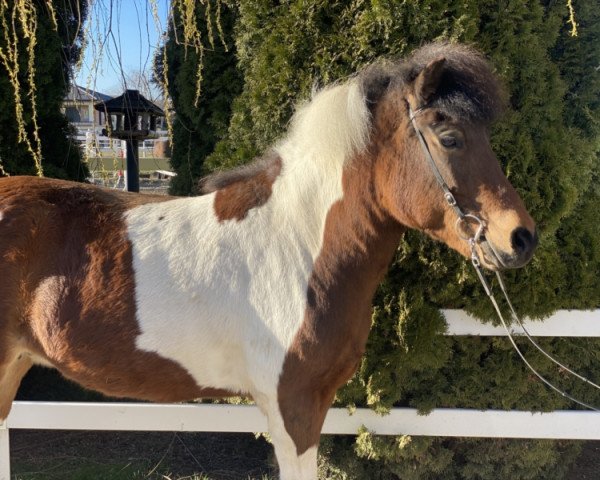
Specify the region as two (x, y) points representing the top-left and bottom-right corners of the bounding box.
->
(94, 89), (164, 116)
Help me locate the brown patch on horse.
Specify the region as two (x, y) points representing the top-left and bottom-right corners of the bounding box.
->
(277, 103), (407, 453)
(200, 153), (283, 222)
(0, 177), (238, 414)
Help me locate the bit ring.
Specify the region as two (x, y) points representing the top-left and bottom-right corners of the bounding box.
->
(456, 214), (485, 242)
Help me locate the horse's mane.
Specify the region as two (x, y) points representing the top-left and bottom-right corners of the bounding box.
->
(200, 80), (370, 195)
(200, 42), (504, 194)
(199, 152), (282, 194)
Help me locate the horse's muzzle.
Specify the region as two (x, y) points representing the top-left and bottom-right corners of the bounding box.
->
(481, 227), (538, 270)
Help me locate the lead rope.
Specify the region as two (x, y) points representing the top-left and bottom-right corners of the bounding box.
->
(470, 245), (599, 411)
(409, 105), (600, 411)
(495, 272), (600, 392)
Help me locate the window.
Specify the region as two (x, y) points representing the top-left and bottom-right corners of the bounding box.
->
(65, 106), (91, 123)
(65, 106), (80, 122)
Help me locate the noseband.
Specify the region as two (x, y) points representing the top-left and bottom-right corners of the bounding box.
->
(408, 103), (600, 411)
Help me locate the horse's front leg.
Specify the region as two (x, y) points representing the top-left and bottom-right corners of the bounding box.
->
(258, 387), (336, 480)
(0, 350), (33, 420)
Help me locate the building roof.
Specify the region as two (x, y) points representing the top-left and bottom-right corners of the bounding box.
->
(65, 84), (113, 103)
(94, 89), (164, 116)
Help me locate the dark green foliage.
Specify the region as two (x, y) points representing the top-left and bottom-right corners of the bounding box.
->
(0, 0), (89, 180)
(195, 0), (600, 478)
(157, 1), (242, 195)
(320, 434), (579, 480)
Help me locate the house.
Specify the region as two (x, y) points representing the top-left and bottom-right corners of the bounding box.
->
(62, 84), (121, 157)
(63, 84), (113, 128)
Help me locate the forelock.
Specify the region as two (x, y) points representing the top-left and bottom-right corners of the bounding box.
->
(403, 42), (506, 123)
(360, 42), (506, 124)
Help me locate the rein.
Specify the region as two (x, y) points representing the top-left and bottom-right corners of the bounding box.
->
(408, 105), (600, 411)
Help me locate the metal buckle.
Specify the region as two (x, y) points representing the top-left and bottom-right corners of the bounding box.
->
(444, 192), (457, 206)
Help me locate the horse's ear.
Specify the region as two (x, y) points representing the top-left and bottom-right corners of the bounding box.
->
(414, 57), (446, 105)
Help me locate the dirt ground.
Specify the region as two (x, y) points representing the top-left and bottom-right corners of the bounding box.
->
(9, 430), (600, 479)
(566, 441), (600, 480)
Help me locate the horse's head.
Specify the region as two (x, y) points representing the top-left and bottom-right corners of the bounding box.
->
(365, 43), (537, 269)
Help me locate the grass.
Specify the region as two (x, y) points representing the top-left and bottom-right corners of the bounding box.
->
(13, 459), (275, 480)
(13, 460), (274, 480)
(10, 430), (276, 480)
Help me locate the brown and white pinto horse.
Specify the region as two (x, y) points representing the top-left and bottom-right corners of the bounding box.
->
(0, 43), (536, 479)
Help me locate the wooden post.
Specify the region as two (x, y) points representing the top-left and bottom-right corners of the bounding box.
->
(125, 139), (140, 193)
(123, 112), (140, 193)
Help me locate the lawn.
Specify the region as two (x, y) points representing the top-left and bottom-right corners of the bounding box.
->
(10, 429), (599, 479)
(10, 430), (275, 480)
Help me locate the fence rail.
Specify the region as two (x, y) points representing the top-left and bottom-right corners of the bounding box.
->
(2, 309), (599, 480)
(442, 309), (600, 336)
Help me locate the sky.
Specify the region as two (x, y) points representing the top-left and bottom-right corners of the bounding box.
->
(75, 0), (170, 98)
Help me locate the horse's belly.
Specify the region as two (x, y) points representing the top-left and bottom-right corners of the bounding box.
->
(55, 339), (243, 402)
(133, 301), (273, 395)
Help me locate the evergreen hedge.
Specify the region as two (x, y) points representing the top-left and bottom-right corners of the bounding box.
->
(0, 0), (88, 180)
(158, 1), (243, 195)
(164, 0), (600, 478)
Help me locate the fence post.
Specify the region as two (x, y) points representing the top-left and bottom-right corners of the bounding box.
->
(0, 419), (9, 480)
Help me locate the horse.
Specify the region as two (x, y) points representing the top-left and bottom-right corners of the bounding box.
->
(0, 42), (537, 480)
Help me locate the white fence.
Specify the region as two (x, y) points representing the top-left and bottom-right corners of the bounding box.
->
(2, 309), (599, 479)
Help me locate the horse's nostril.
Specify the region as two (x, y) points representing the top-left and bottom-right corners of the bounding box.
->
(511, 227), (537, 256)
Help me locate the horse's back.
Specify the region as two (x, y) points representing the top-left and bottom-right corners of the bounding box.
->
(0, 176), (166, 296)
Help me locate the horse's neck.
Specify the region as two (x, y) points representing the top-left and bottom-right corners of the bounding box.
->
(282, 156), (405, 375)
(273, 146), (348, 257)
(289, 151), (405, 324)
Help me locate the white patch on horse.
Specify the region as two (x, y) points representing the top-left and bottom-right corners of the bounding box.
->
(28, 352), (54, 368)
(125, 79), (370, 409)
(256, 393), (318, 480)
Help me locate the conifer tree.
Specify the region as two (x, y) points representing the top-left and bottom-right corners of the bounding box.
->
(158, 1), (242, 195)
(0, 0), (88, 180)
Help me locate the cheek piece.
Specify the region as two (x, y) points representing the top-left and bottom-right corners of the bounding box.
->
(408, 105), (499, 267)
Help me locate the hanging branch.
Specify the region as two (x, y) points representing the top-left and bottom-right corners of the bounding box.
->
(153, 0), (227, 147)
(566, 0), (578, 37)
(0, 0), (46, 176)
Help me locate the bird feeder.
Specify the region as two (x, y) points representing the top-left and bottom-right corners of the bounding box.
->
(94, 90), (164, 192)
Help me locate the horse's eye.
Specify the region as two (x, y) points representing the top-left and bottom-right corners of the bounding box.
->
(440, 136), (458, 148)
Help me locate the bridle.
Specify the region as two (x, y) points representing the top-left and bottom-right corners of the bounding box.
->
(408, 106), (486, 264)
(408, 103), (600, 411)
